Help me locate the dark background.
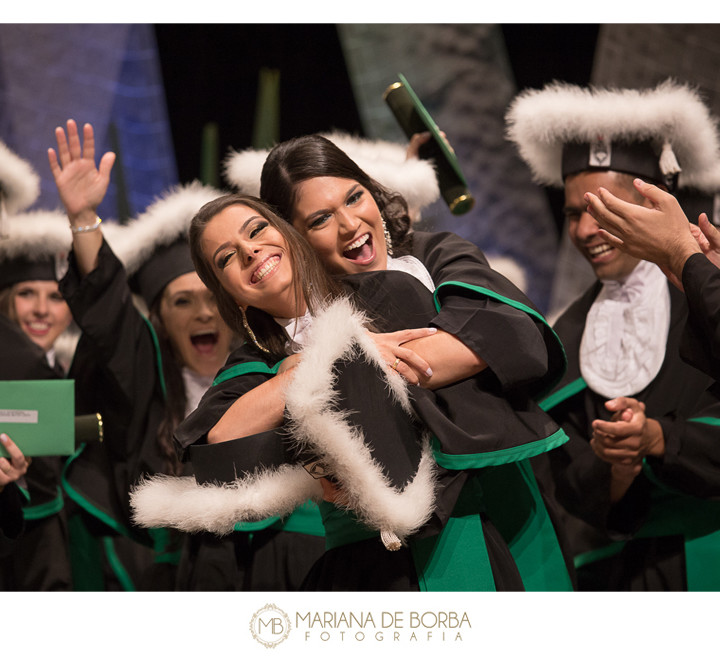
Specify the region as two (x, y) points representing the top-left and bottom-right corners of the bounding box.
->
(155, 23), (601, 237)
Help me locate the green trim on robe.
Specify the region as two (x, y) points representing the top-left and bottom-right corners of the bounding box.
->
(431, 427), (568, 469)
(575, 460), (720, 590)
(538, 377), (587, 411)
(432, 280), (568, 395)
(102, 536), (136, 592)
(573, 541), (627, 570)
(410, 476), (495, 591)
(140, 314), (167, 400)
(213, 360), (284, 386)
(318, 501), (379, 551)
(479, 461), (574, 591)
(213, 363), (325, 540)
(22, 485), (64, 520)
(233, 502), (325, 538)
(688, 416), (720, 426)
(61, 443), (151, 546)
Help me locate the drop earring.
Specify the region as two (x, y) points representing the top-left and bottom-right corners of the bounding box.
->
(382, 217), (394, 256)
(240, 306), (269, 354)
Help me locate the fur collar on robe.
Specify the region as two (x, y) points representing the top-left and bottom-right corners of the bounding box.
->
(130, 297), (437, 549)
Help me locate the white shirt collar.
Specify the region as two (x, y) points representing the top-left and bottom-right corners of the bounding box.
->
(182, 367), (214, 417)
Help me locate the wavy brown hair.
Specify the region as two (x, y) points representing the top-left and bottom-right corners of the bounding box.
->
(188, 194), (343, 360)
(259, 134), (413, 255)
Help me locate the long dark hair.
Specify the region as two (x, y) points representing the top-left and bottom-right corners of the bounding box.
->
(149, 301), (186, 476)
(260, 134), (413, 255)
(189, 194), (343, 360)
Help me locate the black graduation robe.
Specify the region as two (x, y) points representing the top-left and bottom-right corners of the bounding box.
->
(0, 314), (72, 590)
(166, 264), (572, 591)
(540, 278), (720, 591)
(58, 239), (181, 590)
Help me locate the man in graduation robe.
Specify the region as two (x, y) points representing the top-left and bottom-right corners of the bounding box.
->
(506, 80), (720, 591)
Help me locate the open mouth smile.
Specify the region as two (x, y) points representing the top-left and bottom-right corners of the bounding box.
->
(190, 331), (219, 354)
(342, 233), (375, 264)
(25, 321), (51, 336)
(587, 243), (615, 260)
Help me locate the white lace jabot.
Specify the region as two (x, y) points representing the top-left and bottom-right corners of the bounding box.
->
(580, 259), (671, 399)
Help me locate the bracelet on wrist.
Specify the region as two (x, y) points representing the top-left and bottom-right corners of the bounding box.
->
(70, 216), (102, 234)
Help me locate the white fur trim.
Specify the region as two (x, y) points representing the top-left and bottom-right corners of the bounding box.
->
(130, 298), (437, 543)
(505, 79), (720, 191)
(0, 141), (40, 214)
(108, 181), (223, 274)
(0, 210), (71, 260)
(222, 132), (440, 217)
(131, 465), (322, 535)
(284, 297), (436, 546)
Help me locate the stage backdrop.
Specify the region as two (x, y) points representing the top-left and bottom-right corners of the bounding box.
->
(0, 24), (177, 223)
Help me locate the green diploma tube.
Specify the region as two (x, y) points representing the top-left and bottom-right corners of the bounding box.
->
(383, 74), (475, 215)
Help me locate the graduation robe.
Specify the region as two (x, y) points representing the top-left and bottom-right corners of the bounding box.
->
(149, 252), (572, 591)
(59, 239), (182, 590)
(0, 314), (72, 590)
(540, 278), (720, 591)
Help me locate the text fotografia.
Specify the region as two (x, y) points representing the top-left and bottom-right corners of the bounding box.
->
(296, 610), (471, 643)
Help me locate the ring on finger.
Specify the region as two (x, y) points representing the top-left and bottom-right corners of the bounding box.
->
(390, 357), (400, 371)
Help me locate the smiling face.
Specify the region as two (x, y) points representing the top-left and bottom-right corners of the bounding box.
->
(12, 280), (72, 353)
(564, 170), (643, 281)
(200, 203), (301, 319)
(290, 176), (388, 275)
(158, 271), (234, 378)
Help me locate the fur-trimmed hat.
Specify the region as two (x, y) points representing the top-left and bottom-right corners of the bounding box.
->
(505, 79), (720, 193)
(0, 210), (71, 289)
(109, 181), (223, 309)
(223, 131), (440, 217)
(0, 141), (41, 217)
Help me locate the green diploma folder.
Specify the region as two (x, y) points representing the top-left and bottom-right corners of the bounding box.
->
(0, 380), (75, 457)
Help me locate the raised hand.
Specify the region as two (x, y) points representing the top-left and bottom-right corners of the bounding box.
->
(48, 119), (115, 225)
(584, 179), (701, 286)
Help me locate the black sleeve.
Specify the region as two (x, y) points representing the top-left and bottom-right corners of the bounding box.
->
(174, 346), (280, 456)
(411, 231), (565, 397)
(59, 239), (158, 409)
(680, 253), (720, 380)
(0, 484), (24, 557)
(648, 385), (720, 499)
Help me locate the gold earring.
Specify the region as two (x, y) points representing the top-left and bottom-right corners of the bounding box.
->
(240, 306), (270, 353)
(382, 217), (393, 256)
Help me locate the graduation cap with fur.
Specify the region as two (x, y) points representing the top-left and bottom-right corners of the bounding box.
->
(222, 131), (440, 218)
(505, 79), (720, 195)
(0, 209), (72, 289)
(108, 181), (223, 310)
(0, 141), (70, 289)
